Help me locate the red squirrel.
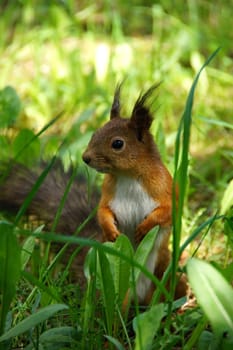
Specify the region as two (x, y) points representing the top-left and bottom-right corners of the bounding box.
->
(82, 84), (186, 303)
(0, 84), (187, 302)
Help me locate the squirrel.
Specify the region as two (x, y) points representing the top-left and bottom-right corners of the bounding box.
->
(0, 84), (187, 303)
(82, 83), (187, 303)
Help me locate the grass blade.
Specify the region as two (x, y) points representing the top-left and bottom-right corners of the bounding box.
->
(13, 111), (63, 162)
(171, 48), (221, 293)
(105, 235), (134, 306)
(133, 226), (159, 283)
(14, 156), (57, 225)
(97, 249), (115, 335)
(0, 304), (68, 342)
(0, 222), (21, 335)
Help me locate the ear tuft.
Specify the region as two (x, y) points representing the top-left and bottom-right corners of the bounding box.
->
(129, 83), (160, 141)
(110, 83), (122, 119)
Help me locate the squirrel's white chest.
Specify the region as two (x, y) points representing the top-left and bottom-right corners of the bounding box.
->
(110, 176), (157, 244)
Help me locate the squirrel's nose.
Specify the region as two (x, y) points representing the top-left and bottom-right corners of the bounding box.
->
(82, 153), (91, 165)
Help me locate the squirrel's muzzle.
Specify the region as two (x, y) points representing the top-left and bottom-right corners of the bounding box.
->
(82, 150), (92, 165)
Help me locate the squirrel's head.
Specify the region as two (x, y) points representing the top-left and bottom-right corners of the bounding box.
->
(82, 83), (161, 175)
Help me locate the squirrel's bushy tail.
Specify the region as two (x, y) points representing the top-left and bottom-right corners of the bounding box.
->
(0, 161), (100, 239)
(0, 161), (101, 284)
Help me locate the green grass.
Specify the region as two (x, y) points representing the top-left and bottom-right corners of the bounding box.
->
(0, 1), (233, 349)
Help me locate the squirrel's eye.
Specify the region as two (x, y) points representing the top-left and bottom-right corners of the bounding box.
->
(111, 139), (124, 150)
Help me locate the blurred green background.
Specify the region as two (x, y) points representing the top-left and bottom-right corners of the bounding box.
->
(0, 0), (232, 210)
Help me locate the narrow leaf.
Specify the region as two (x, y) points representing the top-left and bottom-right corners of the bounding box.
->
(13, 129), (41, 166)
(0, 304), (68, 342)
(14, 156), (57, 225)
(21, 236), (36, 270)
(97, 249), (115, 334)
(197, 116), (233, 130)
(133, 226), (159, 283)
(13, 111), (63, 163)
(105, 235), (133, 305)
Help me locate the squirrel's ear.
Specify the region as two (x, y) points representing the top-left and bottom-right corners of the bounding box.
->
(110, 83), (122, 119)
(129, 83), (160, 141)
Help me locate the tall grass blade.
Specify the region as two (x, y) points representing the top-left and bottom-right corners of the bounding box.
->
(51, 166), (78, 233)
(14, 156), (57, 225)
(0, 222), (21, 336)
(13, 129), (41, 166)
(171, 48), (220, 294)
(13, 111), (63, 162)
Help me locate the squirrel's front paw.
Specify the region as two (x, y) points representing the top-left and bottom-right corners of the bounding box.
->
(103, 229), (120, 242)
